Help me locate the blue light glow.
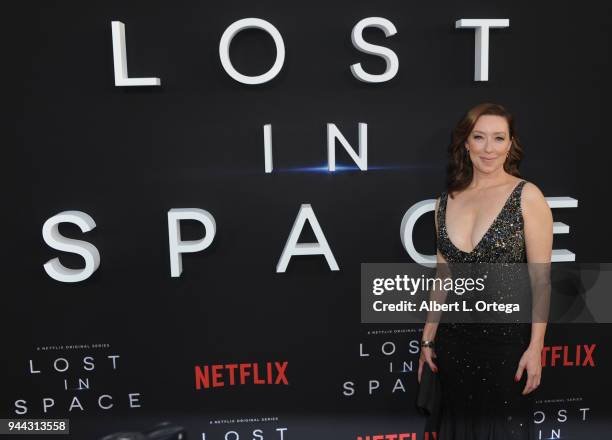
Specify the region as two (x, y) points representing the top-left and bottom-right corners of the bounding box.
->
(275, 163), (434, 173)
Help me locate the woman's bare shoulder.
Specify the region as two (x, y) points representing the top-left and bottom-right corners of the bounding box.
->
(521, 180), (546, 203)
(520, 180), (552, 219)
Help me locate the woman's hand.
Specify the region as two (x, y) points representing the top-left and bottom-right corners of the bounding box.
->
(418, 346), (438, 383)
(514, 345), (542, 395)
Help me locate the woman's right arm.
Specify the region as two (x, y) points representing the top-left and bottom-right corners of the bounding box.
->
(418, 196), (449, 382)
(421, 252), (448, 340)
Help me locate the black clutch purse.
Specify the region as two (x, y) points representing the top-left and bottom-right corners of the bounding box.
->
(416, 362), (442, 418)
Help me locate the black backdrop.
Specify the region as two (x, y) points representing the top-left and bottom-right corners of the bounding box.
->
(5, 1), (612, 439)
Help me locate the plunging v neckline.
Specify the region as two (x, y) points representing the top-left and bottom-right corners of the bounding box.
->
(443, 180), (525, 255)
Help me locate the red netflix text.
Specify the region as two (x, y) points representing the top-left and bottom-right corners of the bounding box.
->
(541, 344), (596, 367)
(357, 434), (417, 440)
(195, 361), (289, 389)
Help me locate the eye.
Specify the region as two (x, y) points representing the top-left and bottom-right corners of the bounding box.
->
(496, 137), (505, 141)
(474, 135), (483, 139)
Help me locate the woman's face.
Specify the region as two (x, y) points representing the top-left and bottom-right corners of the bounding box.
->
(465, 114), (512, 173)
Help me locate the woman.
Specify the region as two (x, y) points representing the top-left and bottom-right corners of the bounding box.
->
(418, 102), (553, 439)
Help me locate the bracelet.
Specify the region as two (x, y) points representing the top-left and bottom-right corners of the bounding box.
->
(421, 339), (435, 348)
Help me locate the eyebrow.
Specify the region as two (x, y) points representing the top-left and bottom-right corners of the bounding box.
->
(473, 130), (506, 135)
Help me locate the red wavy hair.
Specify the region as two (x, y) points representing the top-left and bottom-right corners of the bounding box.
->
(446, 102), (523, 198)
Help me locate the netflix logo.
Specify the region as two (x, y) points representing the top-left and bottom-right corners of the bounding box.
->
(357, 433), (419, 440)
(541, 344), (596, 367)
(194, 361), (289, 390)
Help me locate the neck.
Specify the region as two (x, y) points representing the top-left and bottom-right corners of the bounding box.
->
(469, 168), (514, 190)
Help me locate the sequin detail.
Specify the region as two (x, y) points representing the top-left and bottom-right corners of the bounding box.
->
(438, 179), (527, 264)
(427, 179), (535, 440)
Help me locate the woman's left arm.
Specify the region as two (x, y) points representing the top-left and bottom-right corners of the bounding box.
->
(514, 182), (553, 395)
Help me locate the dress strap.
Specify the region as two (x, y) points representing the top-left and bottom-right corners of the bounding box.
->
(511, 179), (528, 209)
(437, 191), (448, 230)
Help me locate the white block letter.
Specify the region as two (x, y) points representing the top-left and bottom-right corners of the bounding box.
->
(264, 124), (273, 173)
(455, 19), (509, 81)
(219, 18), (285, 85)
(111, 21), (161, 86)
(168, 208), (216, 277)
(42, 211), (100, 283)
(350, 17), (399, 83)
(327, 123), (368, 171)
(400, 200), (437, 267)
(547, 196), (578, 262)
(277, 204), (339, 273)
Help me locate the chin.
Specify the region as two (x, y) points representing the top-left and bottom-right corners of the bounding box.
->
(476, 163), (501, 173)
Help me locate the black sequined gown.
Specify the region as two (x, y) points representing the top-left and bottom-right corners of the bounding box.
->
(431, 179), (535, 439)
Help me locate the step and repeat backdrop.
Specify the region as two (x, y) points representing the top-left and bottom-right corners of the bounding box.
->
(5, 1), (612, 439)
